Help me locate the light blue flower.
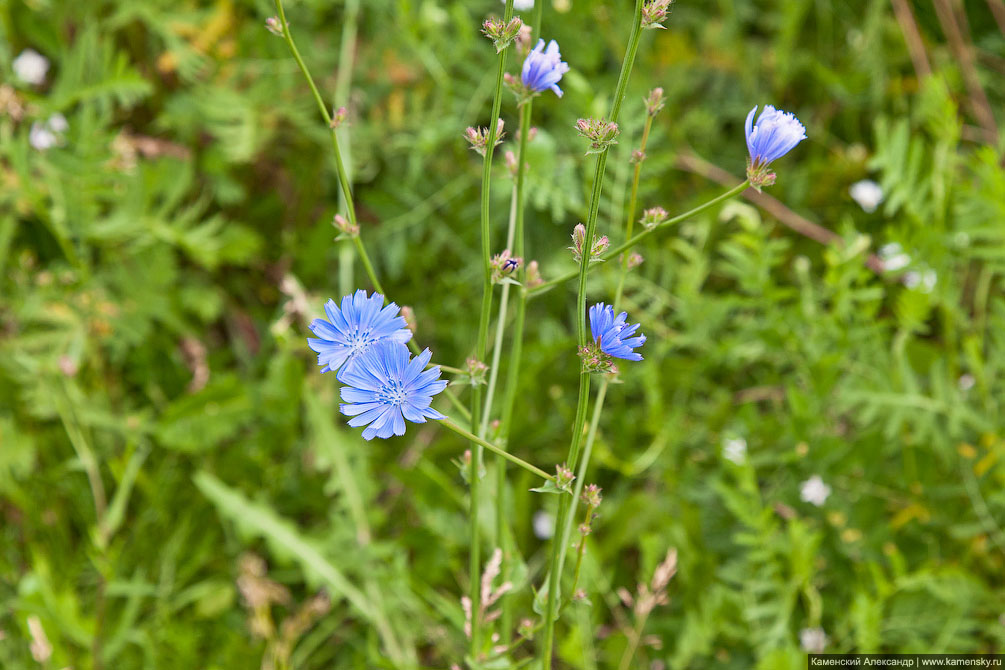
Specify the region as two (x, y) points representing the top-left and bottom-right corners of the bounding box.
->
(588, 303), (646, 362)
(338, 341), (447, 440)
(744, 105), (806, 167)
(521, 39), (570, 98)
(307, 290), (412, 377)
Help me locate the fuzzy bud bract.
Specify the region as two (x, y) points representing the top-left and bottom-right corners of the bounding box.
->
(575, 118), (620, 154)
(641, 0), (674, 29)
(645, 87), (666, 116)
(464, 119), (506, 157)
(640, 206), (669, 230)
(482, 16), (524, 53)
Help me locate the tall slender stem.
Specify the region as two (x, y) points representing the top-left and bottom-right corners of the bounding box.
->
(470, 1), (515, 656)
(441, 418), (554, 482)
(539, 3), (645, 667)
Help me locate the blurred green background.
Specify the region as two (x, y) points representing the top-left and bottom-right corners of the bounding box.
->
(2, 0), (1005, 667)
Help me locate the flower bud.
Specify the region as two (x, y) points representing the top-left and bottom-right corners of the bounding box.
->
(518, 618), (536, 640)
(626, 252), (644, 269)
(482, 16), (524, 53)
(569, 224), (608, 264)
(575, 118), (620, 154)
(465, 357), (489, 386)
(329, 106), (348, 130)
(581, 483), (603, 509)
(631, 149), (647, 165)
(265, 16), (284, 36)
(490, 249), (522, 283)
(555, 464), (575, 492)
(464, 119), (505, 157)
(640, 206), (669, 230)
(644, 87), (666, 116)
(641, 0), (674, 29)
(400, 306), (416, 333)
(526, 260), (543, 288)
(505, 150), (519, 177)
(332, 213), (359, 236)
(515, 24), (534, 57)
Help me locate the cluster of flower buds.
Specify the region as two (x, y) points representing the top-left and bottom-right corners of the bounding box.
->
(578, 341), (618, 375)
(641, 0), (674, 29)
(569, 223), (609, 264)
(464, 357), (489, 386)
(645, 87), (666, 116)
(329, 106), (347, 130)
(525, 260), (543, 288)
(265, 16), (284, 36)
(581, 483), (603, 509)
(332, 213), (359, 237)
(631, 149), (647, 165)
(464, 119), (505, 157)
(639, 206), (669, 230)
(575, 118), (620, 154)
(490, 249), (522, 283)
(555, 464), (576, 493)
(482, 15), (524, 53)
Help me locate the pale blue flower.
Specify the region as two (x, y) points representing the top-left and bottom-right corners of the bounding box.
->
(745, 105), (807, 167)
(588, 303), (645, 361)
(521, 39), (570, 98)
(307, 290), (412, 377)
(339, 341), (447, 440)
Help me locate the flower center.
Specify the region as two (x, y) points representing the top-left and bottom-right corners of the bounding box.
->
(347, 327), (375, 353)
(377, 380), (408, 407)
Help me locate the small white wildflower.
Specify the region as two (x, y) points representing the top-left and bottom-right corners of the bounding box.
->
(799, 626), (828, 653)
(799, 475), (831, 507)
(29, 114), (68, 151)
(532, 509), (554, 539)
(879, 242), (910, 272)
(13, 48), (49, 86)
(903, 271), (920, 289)
(503, 0), (535, 9)
(958, 374), (976, 392)
(722, 437), (747, 465)
(29, 122), (57, 150)
(921, 269), (937, 293)
(849, 179), (883, 213)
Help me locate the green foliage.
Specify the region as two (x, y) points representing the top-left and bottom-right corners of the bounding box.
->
(2, 0), (1004, 668)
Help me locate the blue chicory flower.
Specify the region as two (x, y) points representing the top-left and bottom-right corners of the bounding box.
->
(307, 290), (412, 377)
(588, 303), (646, 362)
(744, 105), (806, 168)
(521, 39), (570, 98)
(338, 341), (447, 440)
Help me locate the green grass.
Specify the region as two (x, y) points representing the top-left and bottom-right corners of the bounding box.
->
(2, 0), (1004, 668)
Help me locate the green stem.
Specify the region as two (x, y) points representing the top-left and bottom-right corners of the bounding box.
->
(539, 3), (645, 666)
(471, 4), (515, 655)
(440, 418), (554, 482)
(529, 180), (751, 297)
(613, 113), (653, 307)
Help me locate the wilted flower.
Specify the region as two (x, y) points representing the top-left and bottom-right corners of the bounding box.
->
(850, 179), (883, 213)
(307, 290), (413, 378)
(640, 206), (669, 230)
(800, 475), (831, 506)
(576, 118), (620, 154)
(464, 119), (505, 156)
(581, 303), (645, 372)
(722, 436), (747, 464)
(338, 342), (446, 440)
(800, 627), (829, 653)
(744, 105), (807, 189)
(641, 0), (674, 29)
(569, 223), (609, 263)
(519, 39), (570, 100)
(13, 48), (49, 86)
(482, 15), (524, 52)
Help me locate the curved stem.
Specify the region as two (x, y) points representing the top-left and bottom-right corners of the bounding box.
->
(529, 180), (750, 297)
